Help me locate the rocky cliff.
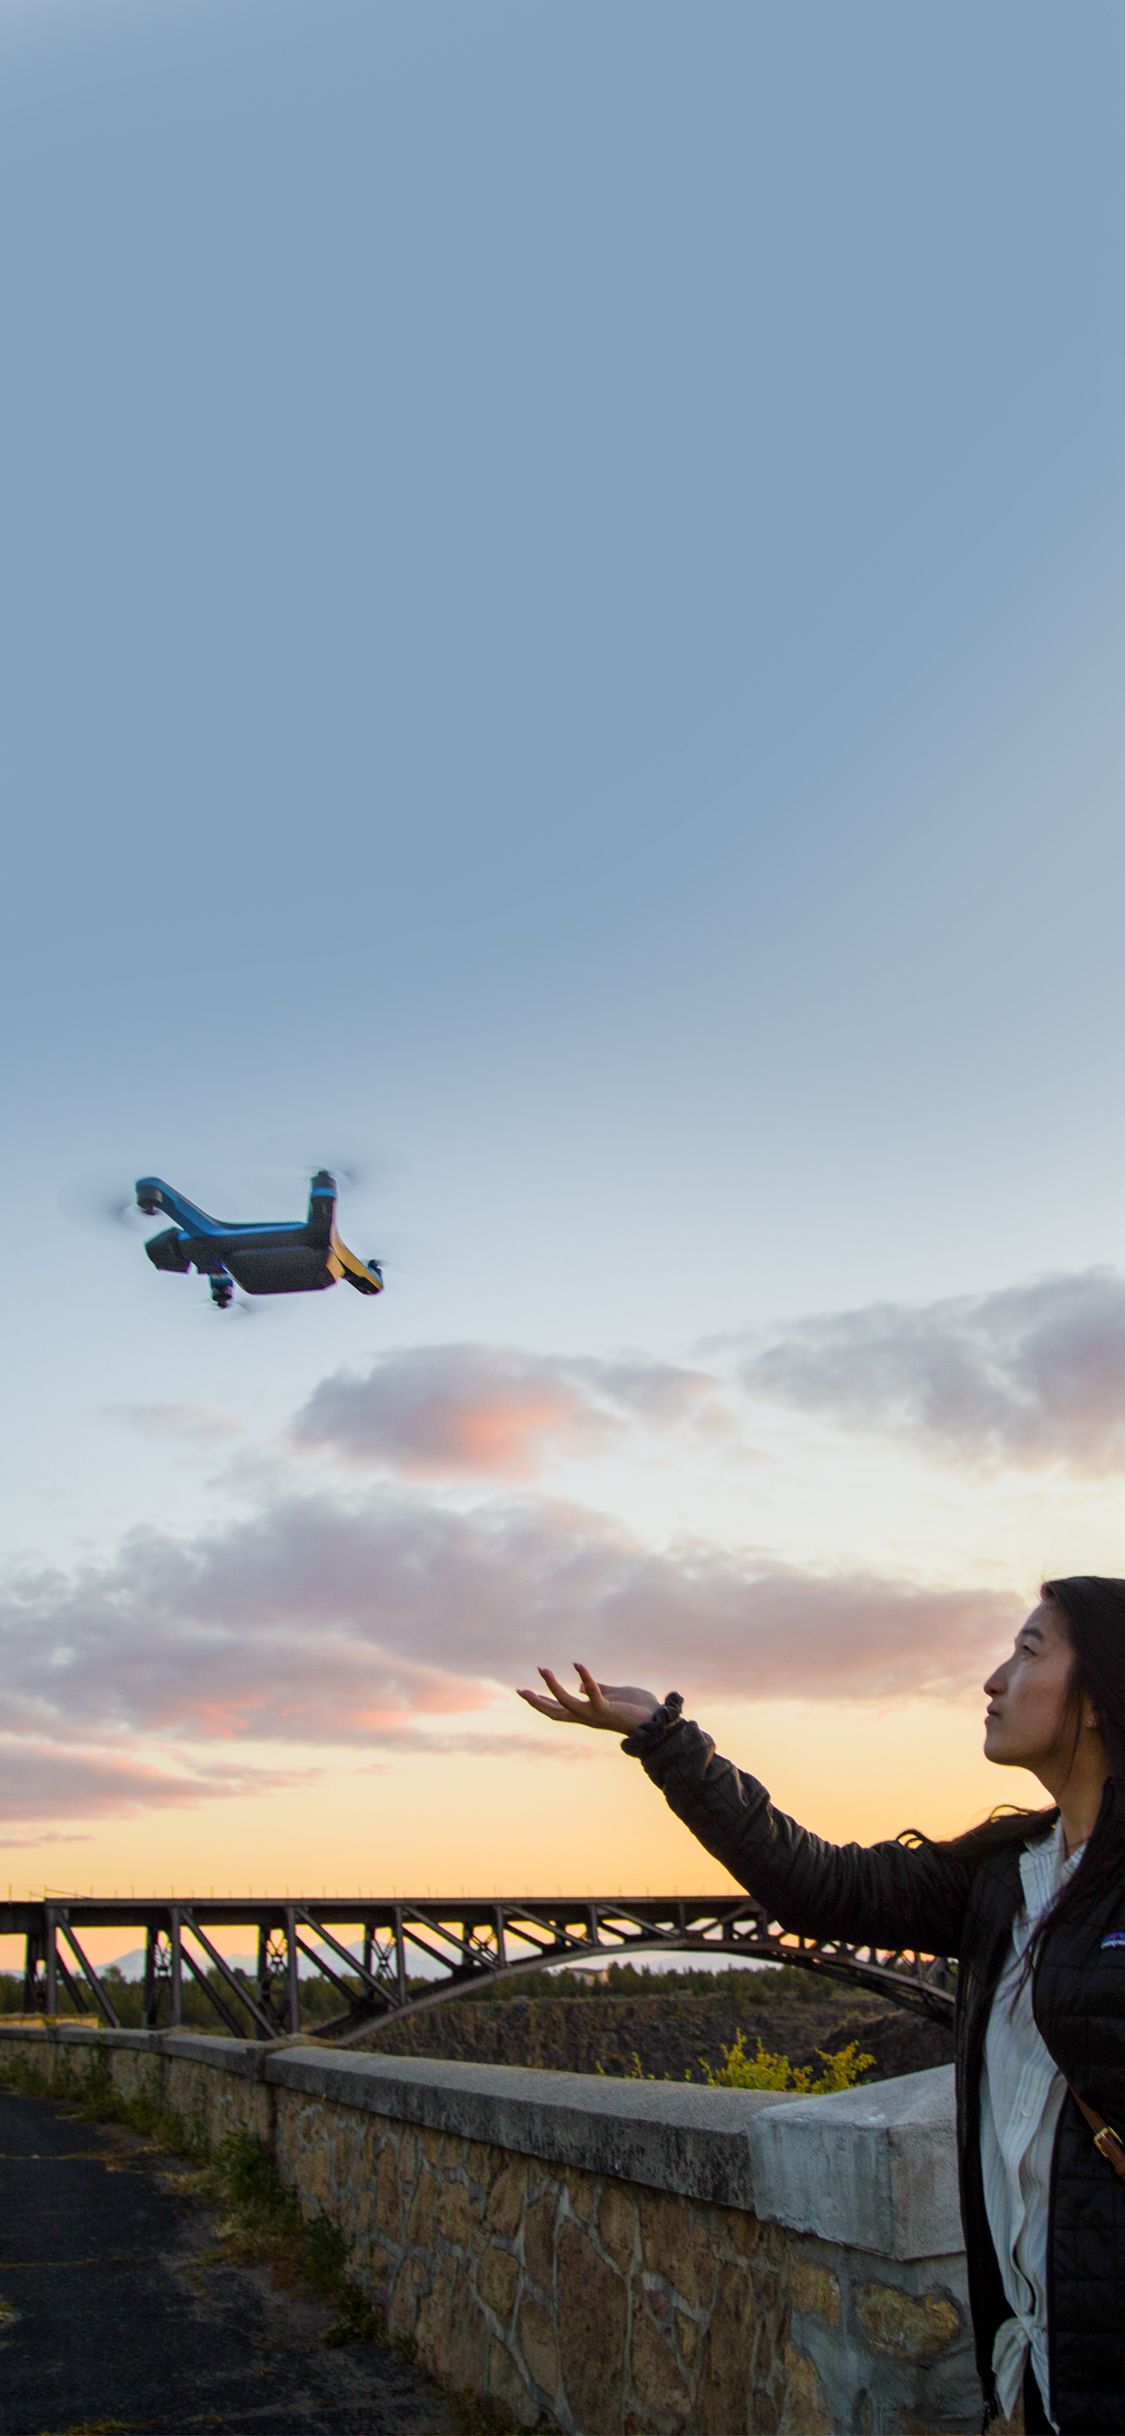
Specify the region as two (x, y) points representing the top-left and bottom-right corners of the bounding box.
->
(359, 1985), (955, 2084)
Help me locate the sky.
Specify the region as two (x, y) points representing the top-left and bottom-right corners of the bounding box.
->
(2, 0), (1125, 1954)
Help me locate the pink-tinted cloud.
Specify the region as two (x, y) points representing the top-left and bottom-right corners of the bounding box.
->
(292, 1344), (721, 1480)
(1, 1511), (490, 1749)
(0, 1735), (303, 1828)
(0, 1488), (1020, 1786)
(360, 1730), (594, 1764)
(1, 1830), (92, 1849)
(731, 1268), (1125, 1473)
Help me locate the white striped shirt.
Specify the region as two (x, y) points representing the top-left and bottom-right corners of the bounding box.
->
(979, 1816), (1087, 2433)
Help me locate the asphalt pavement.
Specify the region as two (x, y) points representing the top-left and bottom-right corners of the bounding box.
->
(0, 2084), (457, 2436)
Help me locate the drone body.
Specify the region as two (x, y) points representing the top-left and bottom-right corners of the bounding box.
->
(136, 1170), (384, 1310)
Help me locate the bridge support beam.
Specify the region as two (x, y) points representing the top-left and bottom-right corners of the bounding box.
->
(0, 1894), (956, 2041)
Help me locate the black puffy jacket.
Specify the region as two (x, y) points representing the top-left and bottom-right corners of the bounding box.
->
(624, 1698), (1125, 2435)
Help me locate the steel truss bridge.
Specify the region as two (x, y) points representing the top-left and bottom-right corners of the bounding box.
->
(0, 1894), (955, 2044)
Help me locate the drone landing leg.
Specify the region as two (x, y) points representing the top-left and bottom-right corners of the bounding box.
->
(205, 1266), (234, 1310)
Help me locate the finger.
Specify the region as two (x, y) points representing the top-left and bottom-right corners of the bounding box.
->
(539, 1666), (589, 1717)
(517, 1690), (573, 1721)
(573, 1661), (607, 1710)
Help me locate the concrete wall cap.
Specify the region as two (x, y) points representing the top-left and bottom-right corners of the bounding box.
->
(747, 2064), (959, 2261)
(159, 2032), (268, 2078)
(0, 2021), (154, 2052)
(265, 2046), (793, 2209)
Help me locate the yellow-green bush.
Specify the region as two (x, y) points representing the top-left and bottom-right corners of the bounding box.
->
(612, 2030), (873, 2092)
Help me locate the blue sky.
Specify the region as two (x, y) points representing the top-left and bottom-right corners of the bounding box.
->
(2, 1), (1125, 1902)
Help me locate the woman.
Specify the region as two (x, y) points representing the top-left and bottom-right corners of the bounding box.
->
(518, 1575), (1125, 2435)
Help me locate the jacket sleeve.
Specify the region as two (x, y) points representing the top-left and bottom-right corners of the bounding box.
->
(623, 1696), (973, 1959)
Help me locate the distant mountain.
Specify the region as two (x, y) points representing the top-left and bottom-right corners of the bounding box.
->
(100, 1940), (760, 1987)
(106, 1947), (268, 1980)
(103, 1939), (383, 1983)
(103, 1949), (146, 1980)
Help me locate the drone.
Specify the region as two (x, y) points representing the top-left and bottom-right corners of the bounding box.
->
(135, 1169), (385, 1310)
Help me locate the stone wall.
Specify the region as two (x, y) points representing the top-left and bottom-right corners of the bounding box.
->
(0, 2023), (987, 2435)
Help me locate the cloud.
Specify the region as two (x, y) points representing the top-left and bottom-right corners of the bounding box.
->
(292, 1344), (721, 1480)
(359, 1730), (594, 1764)
(0, 1489), (1019, 1789)
(575, 1357), (719, 1429)
(0, 1735), (302, 1828)
(734, 1268), (1125, 1474)
(0, 1510), (486, 1750)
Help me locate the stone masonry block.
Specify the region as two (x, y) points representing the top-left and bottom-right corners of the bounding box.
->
(675, 2308), (699, 2367)
(694, 2258), (762, 2436)
(415, 2269), (490, 2392)
(366, 2236), (401, 2301)
(487, 2334), (539, 2428)
(854, 2281), (962, 2358)
(777, 2343), (834, 2436)
(599, 2182), (638, 2273)
(437, 2174), (475, 2249)
(282, 2101), (331, 2206)
(405, 2167), (439, 2251)
(374, 2139), (405, 2240)
(630, 2306), (692, 2424)
(485, 2157), (527, 2239)
(387, 2252), (429, 2345)
(557, 2216), (628, 2436)
(518, 2291), (560, 2402)
(477, 2242), (520, 2326)
(637, 2186), (701, 2311)
(522, 2190), (557, 2294)
(790, 2257), (842, 2327)
(563, 2164), (600, 2228)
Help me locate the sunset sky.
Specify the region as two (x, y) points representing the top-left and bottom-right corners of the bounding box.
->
(3, 0), (1125, 1965)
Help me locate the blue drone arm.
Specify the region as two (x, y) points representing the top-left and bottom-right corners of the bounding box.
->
(135, 1177), (228, 1238)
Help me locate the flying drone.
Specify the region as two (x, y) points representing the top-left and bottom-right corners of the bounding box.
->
(135, 1170), (384, 1310)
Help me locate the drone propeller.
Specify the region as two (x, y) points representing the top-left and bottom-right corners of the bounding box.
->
(236, 1142), (383, 1196)
(314, 1155), (369, 1193)
(156, 1284), (261, 1323)
(69, 1172), (154, 1234)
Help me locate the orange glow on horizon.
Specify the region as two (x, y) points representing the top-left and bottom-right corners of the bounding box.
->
(0, 1690), (1036, 1921)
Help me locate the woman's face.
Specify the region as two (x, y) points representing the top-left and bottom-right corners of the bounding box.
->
(983, 1599), (1084, 1771)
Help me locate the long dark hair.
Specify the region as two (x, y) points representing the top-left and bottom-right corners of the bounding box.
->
(912, 1577), (1125, 1991)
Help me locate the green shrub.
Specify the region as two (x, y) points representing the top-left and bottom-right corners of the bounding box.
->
(696, 2030), (874, 2092)
(213, 2130), (380, 2340)
(0, 2052), (51, 2096)
(609, 2030), (874, 2091)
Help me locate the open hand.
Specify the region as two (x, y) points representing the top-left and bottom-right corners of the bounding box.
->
(516, 1662), (660, 1736)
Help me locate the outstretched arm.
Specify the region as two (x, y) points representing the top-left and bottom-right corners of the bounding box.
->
(518, 1667), (972, 1959)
